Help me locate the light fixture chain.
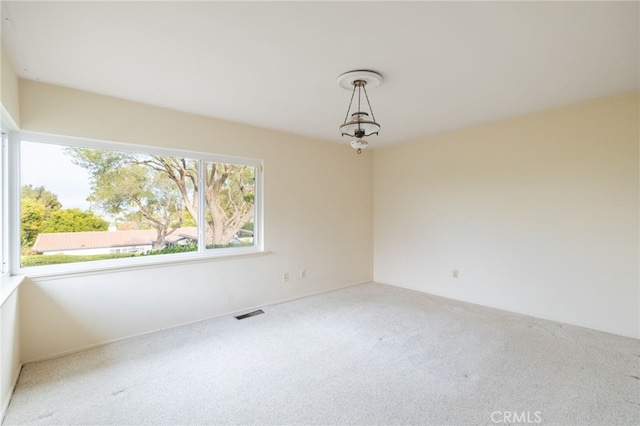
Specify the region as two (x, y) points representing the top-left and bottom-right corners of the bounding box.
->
(343, 84), (357, 125)
(362, 84), (377, 123)
(357, 83), (363, 133)
(337, 70), (382, 153)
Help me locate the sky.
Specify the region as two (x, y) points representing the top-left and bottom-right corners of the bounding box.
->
(21, 141), (93, 210)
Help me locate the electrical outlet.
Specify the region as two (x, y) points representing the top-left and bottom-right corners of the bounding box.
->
(452, 269), (459, 279)
(299, 269), (306, 279)
(282, 273), (290, 282)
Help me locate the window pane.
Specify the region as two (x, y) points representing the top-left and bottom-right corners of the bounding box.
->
(204, 162), (255, 250)
(20, 140), (198, 267)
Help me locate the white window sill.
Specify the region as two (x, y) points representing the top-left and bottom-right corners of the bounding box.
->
(0, 274), (25, 308)
(17, 249), (270, 282)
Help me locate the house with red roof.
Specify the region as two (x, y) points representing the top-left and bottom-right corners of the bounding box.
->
(32, 227), (198, 256)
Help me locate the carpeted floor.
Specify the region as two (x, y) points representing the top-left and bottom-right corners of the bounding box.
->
(3, 282), (640, 425)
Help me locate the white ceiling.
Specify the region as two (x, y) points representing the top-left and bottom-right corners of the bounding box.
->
(2, 1), (638, 147)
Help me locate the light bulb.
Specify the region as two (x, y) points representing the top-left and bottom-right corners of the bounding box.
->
(351, 138), (368, 154)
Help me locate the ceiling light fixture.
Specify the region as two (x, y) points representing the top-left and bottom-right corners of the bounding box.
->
(337, 70), (383, 154)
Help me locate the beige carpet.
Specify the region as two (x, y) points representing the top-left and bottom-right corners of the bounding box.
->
(3, 282), (639, 425)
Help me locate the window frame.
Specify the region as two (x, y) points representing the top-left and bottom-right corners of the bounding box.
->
(1, 105), (19, 281)
(9, 131), (264, 278)
(1, 130), (8, 279)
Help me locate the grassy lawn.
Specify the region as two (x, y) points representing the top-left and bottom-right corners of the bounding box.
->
(21, 241), (254, 267)
(21, 253), (137, 267)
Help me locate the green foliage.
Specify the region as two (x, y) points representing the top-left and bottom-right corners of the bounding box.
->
(21, 185), (64, 247)
(20, 184), (109, 248)
(141, 240), (253, 255)
(142, 242), (198, 256)
(40, 208), (109, 233)
(64, 147), (255, 248)
(205, 163), (255, 244)
(21, 185), (62, 215)
(241, 222), (254, 231)
(182, 215), (197, 227)
(206, 241), (253, 249)
(21, 253), (136, 267)
(20, 199), (45, 247)
(66, 148), (193, 249)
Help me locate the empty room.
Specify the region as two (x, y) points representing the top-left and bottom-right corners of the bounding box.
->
(0, 1), (638, 425)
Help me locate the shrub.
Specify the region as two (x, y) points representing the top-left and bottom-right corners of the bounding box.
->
(141, 242), (198, 256)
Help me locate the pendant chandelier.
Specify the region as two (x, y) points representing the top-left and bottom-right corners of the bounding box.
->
(337, 70), (383, 154)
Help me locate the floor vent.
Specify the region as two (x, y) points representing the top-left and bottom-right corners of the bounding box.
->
(235, 309), (264, 320)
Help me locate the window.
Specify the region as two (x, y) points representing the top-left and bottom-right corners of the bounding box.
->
(1, 130), (7, 277)
(12, 132), (262, 274)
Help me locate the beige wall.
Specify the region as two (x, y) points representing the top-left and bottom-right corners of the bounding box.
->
(12, 79), (639, 362)
(374, 92), (639, 338)
(18, 80), (373, 361)
(1, 44), (20, 127)
(0, 288), (20, 420)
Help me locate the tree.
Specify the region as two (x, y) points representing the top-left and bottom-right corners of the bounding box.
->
(21, 185), (60, 248)
(20, 185), (109, 249)
(204, 162), (254, 245)
(40, 209), (108, 233)
(21, 199), (45, 248)
(65, 147), (254, 247)
(68, 150), (187, 249)
(21, 185), (62, 216)
(102, 168), (187, 249)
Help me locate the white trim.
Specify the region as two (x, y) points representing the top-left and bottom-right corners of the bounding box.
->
(0, 274), (24, 309)
(0, 361), (22, 424)
(25, 249), (270, 281)
(22, 280), (370, 364)
(379, 280), (640, 340)
(0, 108), (18, 279)
(8, 131), (20, 275)
(0, 131), (8, 278)
(13, 131), (261, 168)
(254, 162), (264, 250)
(197, 158), (206, 254)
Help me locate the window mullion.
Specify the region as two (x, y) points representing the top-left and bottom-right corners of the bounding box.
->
(197, 158), (206, 253)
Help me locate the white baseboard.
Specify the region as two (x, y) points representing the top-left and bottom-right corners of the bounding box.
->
(1, 362), (22, 423)
(23, 280), (372, 364)
(377, 280), (640, 340)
